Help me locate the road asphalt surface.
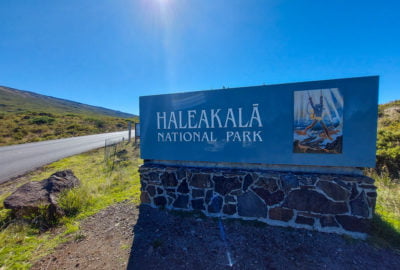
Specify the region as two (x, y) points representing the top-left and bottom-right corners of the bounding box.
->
(0, 130), (132, 184)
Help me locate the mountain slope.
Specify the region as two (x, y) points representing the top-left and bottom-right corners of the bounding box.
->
(0, 86), (137, 146)
(0, 86), (134, 118)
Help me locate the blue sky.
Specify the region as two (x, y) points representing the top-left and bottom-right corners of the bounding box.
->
(0, 0), (398, 115)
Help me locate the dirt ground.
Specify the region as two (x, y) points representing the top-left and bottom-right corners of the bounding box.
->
(32, 201), (137, 270)
(31, 201), (400, 270)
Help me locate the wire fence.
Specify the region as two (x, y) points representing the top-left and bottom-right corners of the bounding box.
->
(104, 137), (125, 170)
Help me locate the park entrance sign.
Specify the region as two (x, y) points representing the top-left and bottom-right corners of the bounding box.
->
(139, 76), (379, 239)
(140, 76), (378, 168)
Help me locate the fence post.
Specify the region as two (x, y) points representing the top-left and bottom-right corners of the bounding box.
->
(128, 121), (132, 143)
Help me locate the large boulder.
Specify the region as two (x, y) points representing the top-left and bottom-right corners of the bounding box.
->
(3, 170), (80, 220)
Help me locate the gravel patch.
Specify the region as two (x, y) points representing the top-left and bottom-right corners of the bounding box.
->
(33, 203), (400, 270)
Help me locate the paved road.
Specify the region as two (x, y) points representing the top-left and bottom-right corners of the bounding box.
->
(0, 130), (133, 184)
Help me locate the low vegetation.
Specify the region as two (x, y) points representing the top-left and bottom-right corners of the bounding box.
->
(376, 100), (400, 179)
(366, 170), (400, 249)
(0, 143), (142, 269)
(0, 86), (137, 146)
(368, 100), (400, 248)
(0, 111), (136, 146)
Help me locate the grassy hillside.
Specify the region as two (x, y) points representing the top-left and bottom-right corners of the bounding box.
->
(0, 86), (134, 118)
(0, 86), (138, 146)
(376, 100), (400, 179)
(367, 100), (400, 247)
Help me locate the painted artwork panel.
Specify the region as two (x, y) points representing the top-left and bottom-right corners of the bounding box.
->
(293, 88), (344, 154)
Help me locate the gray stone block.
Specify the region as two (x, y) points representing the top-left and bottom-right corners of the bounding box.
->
(285, 189), (348, 214)
(242, 174), (253, 192)
(192, 189), (205, 198)
(255, 177), (279, 192)
(317, 180), (350, 201)
(208, 196), (223, 213)
(237, 191), (267, 218)
(350, 191), (370, 218)
(176, 168), (186, 180)
(281, 174), (299, 192)
(205, 190), (213, 204)
(140, 192), (151, 204)
(190, 174), (212, 188)
(223, 204), (237, 215)
(225, 195), (236, 203)
(177, 180), (189, 194)
(269, 207), (293, 222)
(173, 195), (189, 209)
(295, 215), (314, 226)
(161, 172), (178, 187)
(146, 185), (156, 197)
(154, 196), (167, 207)
(320, 216), (339, 227)
(336, 215), (370, 233)
(252, 188), (284, 206)
(191, 199), (205, 210)
(213, 176), (241, 196)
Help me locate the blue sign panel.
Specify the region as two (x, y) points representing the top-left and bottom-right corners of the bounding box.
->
(140, 76), (378, 167)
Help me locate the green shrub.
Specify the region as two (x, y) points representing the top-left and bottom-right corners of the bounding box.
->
(66, 124), (76, 130)
(17, 204), (61, 231)
(12, 133), (23, 140)
(38, 112), (54, 117)
(85, 117), (107, 129)
(30, 116), (55, 125)
(58, 187), (93, 217)
(116, 122), (125, 128)
(94, 119), (105, 128)
(32, 128), (43, 134)
(376, 129), (400, 179)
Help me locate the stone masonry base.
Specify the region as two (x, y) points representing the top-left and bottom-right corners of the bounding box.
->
(139, 163), (377, 239)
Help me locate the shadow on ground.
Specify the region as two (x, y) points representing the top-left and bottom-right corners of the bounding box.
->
(126, 205), (400, 270)
(370, 214), (400, 250)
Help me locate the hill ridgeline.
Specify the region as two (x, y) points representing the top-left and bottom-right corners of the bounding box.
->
(0, 86), (137, 146)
